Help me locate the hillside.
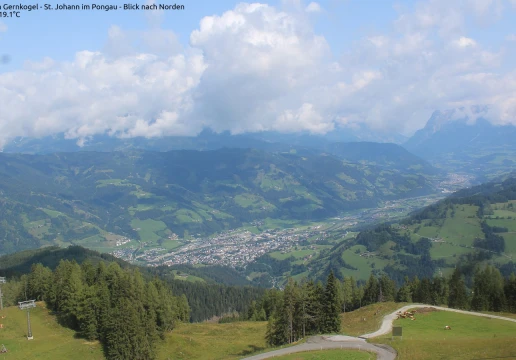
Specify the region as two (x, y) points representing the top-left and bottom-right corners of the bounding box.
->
(404, 108), (516, 179)
(324, 141), (438, 174)
(0, 246), (264, 322)
(0, 148), (436, 256)
(0, 303), (104, 360)
(282, 177), (516, 284)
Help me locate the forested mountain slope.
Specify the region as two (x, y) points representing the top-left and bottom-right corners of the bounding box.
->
(0, 149), (436, 255)
(289, 177), (516, 284)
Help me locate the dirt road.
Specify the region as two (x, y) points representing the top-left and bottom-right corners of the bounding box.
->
(241, 304), (516, 360)
(240, 335), (396, 360)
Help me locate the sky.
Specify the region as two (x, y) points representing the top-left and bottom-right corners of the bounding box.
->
(1, 0), (516, 147)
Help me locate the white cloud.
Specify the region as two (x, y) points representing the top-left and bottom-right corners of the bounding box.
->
(453, 36), (477, 48)
(0, 22), (7, 33)
(506, 34), (516, 41)
(0, 0), (516, 147)
(305, 2), (321, 12)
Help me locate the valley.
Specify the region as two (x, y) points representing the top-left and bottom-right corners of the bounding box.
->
(4, 3), (516, 359)
(122, 193), (446, 268)
(0, 148), (445, 258)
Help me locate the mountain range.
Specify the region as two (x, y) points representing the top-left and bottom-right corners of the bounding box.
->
(5, 106), (515, 180)
(0, 148), (436, 255)
(404, 108), (516, 179)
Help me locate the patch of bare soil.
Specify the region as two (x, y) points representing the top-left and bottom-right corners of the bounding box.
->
(414, 307), (439, 314)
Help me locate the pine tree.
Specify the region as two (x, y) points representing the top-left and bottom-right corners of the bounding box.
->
(28, 264), (52, 301)
(59, 262), (84, 329)
(448, 268), (469, 310)
(379, 274), (395, 302)
(362, 274), (379, 306)
(265, 315), (275, 346)
(505, 274), (516, 312)
(322, 271), (341, 333)
(283, 278), (298, 343)
(78, 285), (99, 340)
(396, 284), (412, 303)
(304, 280), (320, 335)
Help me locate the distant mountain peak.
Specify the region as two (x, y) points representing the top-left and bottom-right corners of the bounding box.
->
(404, 106), (516, 177)
(425, 105), (491, 133)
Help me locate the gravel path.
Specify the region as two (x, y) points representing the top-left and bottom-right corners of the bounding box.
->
(240, 335), (396, 360)
(241, 304), (516, 360)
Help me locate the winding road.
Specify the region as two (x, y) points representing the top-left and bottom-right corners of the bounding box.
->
(241, 304), (516, 360)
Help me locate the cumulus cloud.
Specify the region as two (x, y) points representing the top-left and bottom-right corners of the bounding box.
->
(305, 2), (322, 12)
(454, 36), (477, 48)
(0, 0), (516, 148)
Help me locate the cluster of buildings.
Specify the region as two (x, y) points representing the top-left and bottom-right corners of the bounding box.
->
(115, 236), (131, 247)
(147, 227), (324, 268)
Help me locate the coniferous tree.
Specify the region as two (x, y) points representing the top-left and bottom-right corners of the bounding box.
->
(396, 284), (412, 303)
(322, 271), (341, 333)
(379, 274), (396, 302)
(505, 274), (516, 312)
(78, 285), (99, 340)
(27, 263), (52, 301)
(448, 268), (469, 310)
(339, 277), (353, 313)
(282, 278), (298, 343)
(362, 274), (379, 306)
(304, 280), (320, 335)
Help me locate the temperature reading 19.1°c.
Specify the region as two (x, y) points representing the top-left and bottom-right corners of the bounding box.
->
(0, 11), (20, 17)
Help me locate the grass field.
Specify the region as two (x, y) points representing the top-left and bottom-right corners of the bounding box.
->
(0, 303), (104, 360)
(270, 250), (316, 261)
(374, 308), (516, 360)
(157, 321), (268, 359)
(131, 218), (167, 243)
(171, 270), (206, 283)
(340, 247), (391, 282)
(271, 350), (375, 360)
(341, 302), (408, 337)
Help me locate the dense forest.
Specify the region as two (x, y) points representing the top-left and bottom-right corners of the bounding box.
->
(2, 260), (189, 360)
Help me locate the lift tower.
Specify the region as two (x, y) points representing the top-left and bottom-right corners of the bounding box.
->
(19, 300), (36, 340)
(0, 277), (5, 310)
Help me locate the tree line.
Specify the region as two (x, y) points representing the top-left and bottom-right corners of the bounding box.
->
(3, 260), (190, 360)
(246, 266), (516, 346)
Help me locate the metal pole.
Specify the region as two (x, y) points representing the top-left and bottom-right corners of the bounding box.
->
(0, 277), (5, 311)
(27, 310), (33, 340)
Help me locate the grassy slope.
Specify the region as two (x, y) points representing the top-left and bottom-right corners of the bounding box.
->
(3, 301), (516, 360)
(374, 308), (516, 360)
(341, 302), (408, 337)
(157, 321), (268, 360)
(308, 200), (515, 283)
(0, 303), (103, 360)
